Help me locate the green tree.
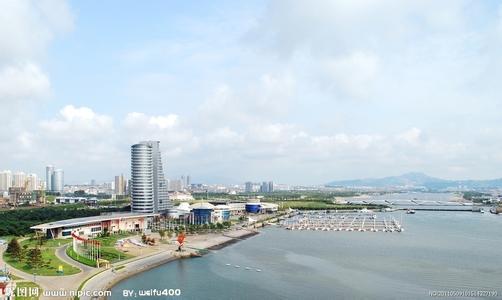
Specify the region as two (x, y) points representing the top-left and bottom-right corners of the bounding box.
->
(159, 229), (166, 240)
(6, 238), (22, 261)
(26, 247), (44, 269)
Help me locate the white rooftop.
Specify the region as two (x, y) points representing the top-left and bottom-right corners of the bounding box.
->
(177, 202), (191, 211)
(30, 212), (159, 230)
(190, 202), (215, 210)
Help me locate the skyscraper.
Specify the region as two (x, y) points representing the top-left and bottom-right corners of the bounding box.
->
(53, 169), (64, 193)
(0, 170), (12, 192)
(268, 181), (274, 193)
(115, 174), (126, 195)
(12, 172), (26, 188)
(46, 165), (64, 193)
(46, 166), (54, 191)
(245, 182), (253, 193)
(260, 181), (269, 193)
(131, 141), (170, 213)
(25, 174), (38, 191)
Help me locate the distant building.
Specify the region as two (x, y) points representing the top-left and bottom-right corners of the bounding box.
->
(0, 195), (8, 208)
(168, 179), (183, 192)
(0, 170), (12, 192)
(46, 165), (54, 191)
(46, 166), (64, 193)
(260, 182), (269, 193)
(245, 182), (253, 193)
(8, 187), (44, 205)
(168, 191), (194, 201)
(114, 174), (126, 195)
(25, 174), (38, 191)
(53, 169), (64, 193)
(186, 175), (191, 187)
(131, 141), (170, 213)
(54, 196), (96, 205)
(268, 181), (274, 193)
(12, 172), (26, 188)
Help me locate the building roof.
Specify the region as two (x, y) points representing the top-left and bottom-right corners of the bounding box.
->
(177, 202), (191, 211)
(260, 202), (279, 209)
(190, 202), (215, 210)
(30, 212), (159, 230)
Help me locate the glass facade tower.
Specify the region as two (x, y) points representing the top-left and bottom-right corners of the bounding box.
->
(131, 141), (170, 213)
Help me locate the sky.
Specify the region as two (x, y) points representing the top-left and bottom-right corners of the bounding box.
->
(1, 0), (502, 185)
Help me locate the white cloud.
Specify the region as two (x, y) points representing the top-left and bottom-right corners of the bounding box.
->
(397, 128), (422, 146)
(40, 105), (113, 136)
(0, 62), (50, 100)
(0, 0), (73, 64)
(320, 51), (380, 99)
(124, 112), (199, 158)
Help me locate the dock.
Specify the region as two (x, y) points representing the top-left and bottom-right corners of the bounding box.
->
(280, 211), (403, 233)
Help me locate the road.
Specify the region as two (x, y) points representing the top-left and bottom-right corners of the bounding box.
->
(0, 243), (101, 300)
(80, 250), (177, 300)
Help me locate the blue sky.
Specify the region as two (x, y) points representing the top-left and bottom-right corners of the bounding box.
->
(1, 0), (502, 184)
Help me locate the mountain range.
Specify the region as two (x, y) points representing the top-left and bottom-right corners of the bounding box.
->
(326, 172), (502, 189)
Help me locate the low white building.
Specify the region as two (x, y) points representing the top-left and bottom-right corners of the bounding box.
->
(55, 197), (86, 204)
(260, 202), (279, 213)
(168, 192), (195, 201)
(228, 203), (246, 216)
(31, 212), (159, 239)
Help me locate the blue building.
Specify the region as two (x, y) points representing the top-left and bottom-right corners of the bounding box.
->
(245, 201), (261, 213)
(190, 202), (215, 224)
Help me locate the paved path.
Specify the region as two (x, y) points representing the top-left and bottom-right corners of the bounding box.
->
(80, 250), (177, 300)
(0, 243), (102, 300)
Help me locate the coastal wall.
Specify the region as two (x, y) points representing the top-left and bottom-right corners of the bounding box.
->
(80, 229), (259, 300)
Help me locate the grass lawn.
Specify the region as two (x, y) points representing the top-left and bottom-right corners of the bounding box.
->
(66, 246), (97, 267)
(21, 238), (72, 248)
(3, 238), (80, 276)
(14, 281), (42, 300)
(95, 233), (135, 263)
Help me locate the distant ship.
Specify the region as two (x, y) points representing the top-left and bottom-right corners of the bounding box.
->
(406, 209), (416, 214)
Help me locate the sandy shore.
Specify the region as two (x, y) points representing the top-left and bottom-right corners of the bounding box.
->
(80, 228), (259, 300)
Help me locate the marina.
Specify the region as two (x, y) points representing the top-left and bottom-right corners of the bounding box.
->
(280, 211), (404, 232)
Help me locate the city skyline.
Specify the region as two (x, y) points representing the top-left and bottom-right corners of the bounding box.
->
(2, 1), (502, 184)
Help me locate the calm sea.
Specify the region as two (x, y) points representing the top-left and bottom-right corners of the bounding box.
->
(111, 210), (502, 299)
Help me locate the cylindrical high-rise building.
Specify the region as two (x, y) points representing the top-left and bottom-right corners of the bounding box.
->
(53, 169), (64, 193)
(131, 141), (170, 213)
(131, 143), (154, 212)
(46, 166), (54, 191)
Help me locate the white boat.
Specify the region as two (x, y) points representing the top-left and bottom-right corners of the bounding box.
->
(406, 209), (416, 214)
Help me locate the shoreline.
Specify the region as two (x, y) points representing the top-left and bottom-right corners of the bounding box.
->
(81, 228), (260, 300)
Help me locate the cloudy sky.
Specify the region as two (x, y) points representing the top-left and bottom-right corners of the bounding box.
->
(1, 0), (502, 184)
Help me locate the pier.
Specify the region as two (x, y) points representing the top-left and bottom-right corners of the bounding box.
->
(280, 211), (403, 233)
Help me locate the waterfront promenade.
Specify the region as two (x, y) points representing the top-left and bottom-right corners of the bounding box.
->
(0, 243), (100, 300)
(80, 228), (258, 300)
(0, 228), (258, 300)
